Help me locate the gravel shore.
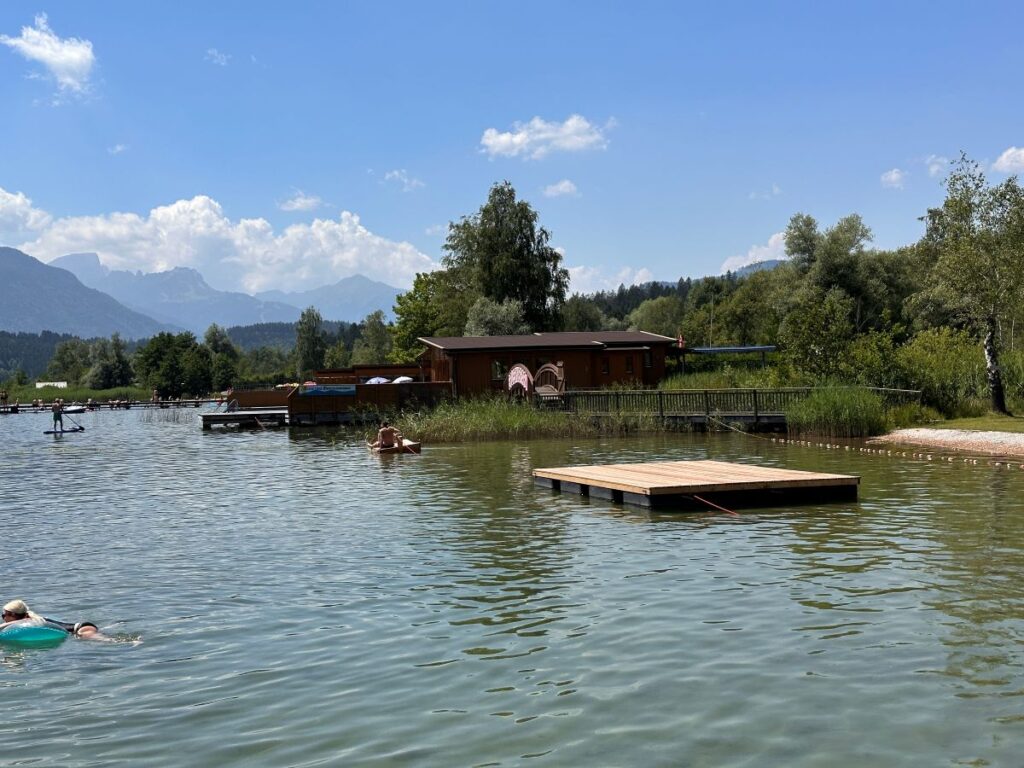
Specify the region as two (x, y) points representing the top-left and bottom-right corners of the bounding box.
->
(871, 428), (1024, 457)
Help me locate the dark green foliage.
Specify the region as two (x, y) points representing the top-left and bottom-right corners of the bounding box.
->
(0, 331), (83, 379)
(560, 294), (606, 331)
(226, 320), (360, 351)
(134, 332), (211, 397)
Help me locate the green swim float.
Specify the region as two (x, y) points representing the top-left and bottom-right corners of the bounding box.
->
(0, 621), (71, 648)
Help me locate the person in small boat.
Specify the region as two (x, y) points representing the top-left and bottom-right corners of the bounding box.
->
(51, 399), (63, 430)
(2, 599), (100, 638)
(372, 421), (402, 449)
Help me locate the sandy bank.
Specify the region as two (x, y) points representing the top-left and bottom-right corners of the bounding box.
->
(871, 428), (1024, 457)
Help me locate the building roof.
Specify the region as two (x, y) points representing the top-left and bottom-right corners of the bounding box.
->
(418, 331), (675, 352)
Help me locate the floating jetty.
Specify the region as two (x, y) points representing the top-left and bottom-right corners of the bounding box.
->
(533, 459), (858, 510)
(200, 407), (289, 430)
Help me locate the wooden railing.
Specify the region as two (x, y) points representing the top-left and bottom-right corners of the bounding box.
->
(542, 387), (921, 418)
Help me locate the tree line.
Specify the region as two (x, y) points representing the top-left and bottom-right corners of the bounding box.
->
(7, 156), (1023, 413)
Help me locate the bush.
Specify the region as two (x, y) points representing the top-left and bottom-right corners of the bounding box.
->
(785, 386), (887, 437)
(893, 328), (985, 416)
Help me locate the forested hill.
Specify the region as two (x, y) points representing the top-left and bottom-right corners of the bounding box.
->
(0, 330), (79, 379)
(227, 320), (361, 351)
(0, 247), (172, 339)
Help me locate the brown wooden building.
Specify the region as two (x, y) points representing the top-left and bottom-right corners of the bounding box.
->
(418, 331), (675, 397)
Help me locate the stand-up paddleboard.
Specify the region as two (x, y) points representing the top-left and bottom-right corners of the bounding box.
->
(44, 426), (85, 435)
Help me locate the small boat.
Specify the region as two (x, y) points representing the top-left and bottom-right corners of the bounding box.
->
(367, 438), (421, 455)
(62, 405), (86, 414)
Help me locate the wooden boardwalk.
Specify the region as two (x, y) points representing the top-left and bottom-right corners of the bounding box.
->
(534, 459), (859, 510)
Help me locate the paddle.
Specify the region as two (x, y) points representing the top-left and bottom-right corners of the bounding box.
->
(63, 412), (85, 432)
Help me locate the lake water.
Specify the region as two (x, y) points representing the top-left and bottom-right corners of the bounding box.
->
(2, 408), (1023, 767)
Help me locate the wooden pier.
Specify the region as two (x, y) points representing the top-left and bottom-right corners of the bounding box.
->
(200, 407), (289, 430)
(534, 459), (858, 510)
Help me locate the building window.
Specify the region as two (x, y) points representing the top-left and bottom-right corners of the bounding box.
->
(491, 359), (508, 381)
(601, 357), (610, 375)
(643, 351), (652, 368)
(625, 355), (634, 375)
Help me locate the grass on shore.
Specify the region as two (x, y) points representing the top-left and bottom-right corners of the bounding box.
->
(927, 413), (1024, 433)
(3, 385), (152, 404)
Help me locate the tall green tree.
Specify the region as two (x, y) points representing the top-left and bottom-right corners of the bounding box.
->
(351, 310), (393, 364)
(295, 306), (326, 378)
(627, 296), (685, 338)
(561, 294), (606, 332)
(390, 270), (476, 362)
(779, 287), (854, 380)
(46, 339), (91, 383)
(82, 334), (134, 389)
(134, 332), (208, 397)
(920, 155), (1024, 413)
(444, 181), (569, 331)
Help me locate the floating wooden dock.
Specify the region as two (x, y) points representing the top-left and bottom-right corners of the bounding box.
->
(200, 407), (289, 430)
(533, 459), (858, 510)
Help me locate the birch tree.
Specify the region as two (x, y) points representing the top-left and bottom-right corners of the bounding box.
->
(921, 155), (1024, 414)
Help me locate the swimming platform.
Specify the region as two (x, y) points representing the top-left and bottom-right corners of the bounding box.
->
(533, 459), (858, 510)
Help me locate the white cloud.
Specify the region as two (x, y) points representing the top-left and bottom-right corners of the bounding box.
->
(925, 154), (950, 178)
(278, 191), (322, 212)
(205, 48), (230, 66)
(107, 143), (127, 155)
(993, 147), (1024, 174)
(424, 224), (446, 237)
(8, 188), (435, 291)
(0, 13), (95, 96)
(544, 179), (578, 198)
(748, 183), (782, 201)
(481, 114), (610, 160)
(880, 168), (906, 189)
(0, 187), (53, 242)
(719, 232), (786, 274)
(567, 264), (654, 294)
(383, 169), (424, 192)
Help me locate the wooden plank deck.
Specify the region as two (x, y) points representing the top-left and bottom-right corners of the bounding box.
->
(534, 459), (858, 509)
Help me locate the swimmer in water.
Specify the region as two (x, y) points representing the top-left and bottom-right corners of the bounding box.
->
(2, 599), (101, 638)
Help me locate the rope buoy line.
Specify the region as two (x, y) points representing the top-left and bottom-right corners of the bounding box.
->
(766, 436), (1024, 469)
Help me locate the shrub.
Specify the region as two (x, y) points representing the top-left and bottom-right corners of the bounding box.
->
(893, 328), (985, 416)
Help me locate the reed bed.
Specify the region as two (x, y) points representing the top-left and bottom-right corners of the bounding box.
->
(398, 396), (664, 443)
(784, 387), (888, 438)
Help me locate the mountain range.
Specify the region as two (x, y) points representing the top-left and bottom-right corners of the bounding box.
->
(0, 247), (173, 339)
(52, 252), (402, 334)
(0, 248), (399, 338)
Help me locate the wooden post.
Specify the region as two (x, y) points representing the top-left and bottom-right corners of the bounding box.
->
(658, 390), (664, 419)
(703, 390), (710, 416)
(753, 389), (759, 424)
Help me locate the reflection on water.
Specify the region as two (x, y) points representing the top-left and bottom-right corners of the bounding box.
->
(2, 409), (1024, 766)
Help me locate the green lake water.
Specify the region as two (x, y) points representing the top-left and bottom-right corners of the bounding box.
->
(2, 408), (1023, 766)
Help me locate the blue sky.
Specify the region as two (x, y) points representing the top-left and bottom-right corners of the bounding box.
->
(1, 1), (1023, 295)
